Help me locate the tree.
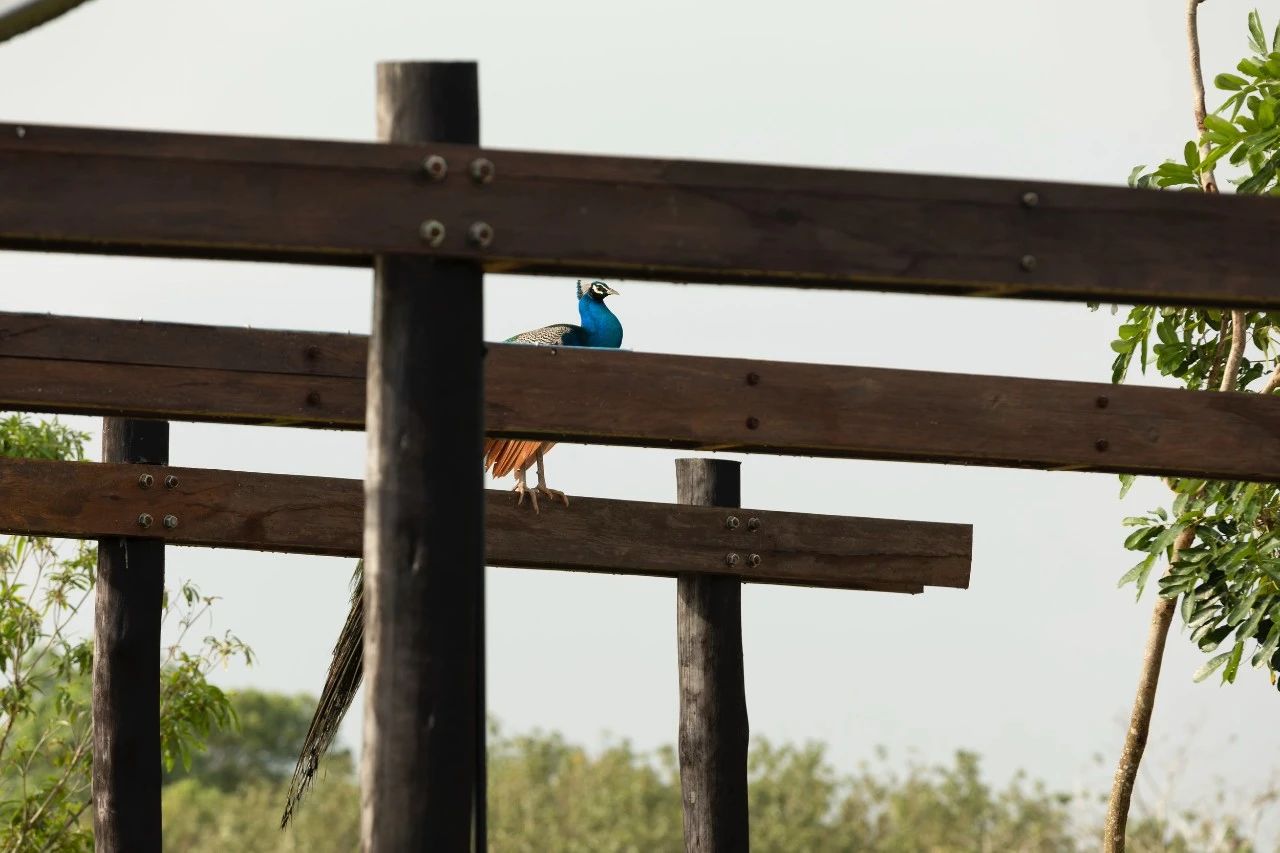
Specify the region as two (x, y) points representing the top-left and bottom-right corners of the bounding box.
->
(1102, 7), (1280, 849)
(0, 412), (248, 851)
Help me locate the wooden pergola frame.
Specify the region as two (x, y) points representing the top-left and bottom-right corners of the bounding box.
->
(0, 58), (1273, 851)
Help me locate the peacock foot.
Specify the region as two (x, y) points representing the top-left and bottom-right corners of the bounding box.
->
(536, 485), (570, 509)
(512, 478), (543, 513)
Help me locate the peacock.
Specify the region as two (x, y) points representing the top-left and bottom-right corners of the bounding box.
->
(280, 279), (623, 827)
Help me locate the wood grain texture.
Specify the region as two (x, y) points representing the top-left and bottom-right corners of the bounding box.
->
(92, 419), (167, 853)
(6, 311), (1280, 483)
(675, 459), (749, 853)
(362, 62), (483, 853)
(0, 457), (970, 591)
(0, 123), (1278, 306)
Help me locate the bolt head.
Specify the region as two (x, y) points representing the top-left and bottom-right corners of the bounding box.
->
(165, 475), (179, 489)
(138, 473), (154, 489)
(747, 517), (761, 532)
(746, 372), (761, 386)
(419, 219), (446, 247)
(746, 416), (760, 430)
(422, 154), (448, 181)
(725, 515), (741, 530)
(725, 553), (740, 567)
(1096, 396), (1109, 409)
(1021, 191), (1039, 207)
(1095, 439), (1110, 452)
(1020, 254), (1038, 271)
(468, 221), (494, 248)
(163, 515), (179, 530)
(469, 157), (495, 184)
(137, 513), (154, 529)
(747, 553), (762, 568)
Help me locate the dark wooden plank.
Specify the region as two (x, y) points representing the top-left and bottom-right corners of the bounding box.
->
(0, 122), (1278, 306)
(675, 459), (749, 853)
(362, 62), (483, 853)
(5, 311), (1280, 483)
(0, 456), (970, 591)
(92, 418), (167, 853)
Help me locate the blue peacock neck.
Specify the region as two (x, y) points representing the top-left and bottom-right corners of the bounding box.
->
(578, 295), (623, 348)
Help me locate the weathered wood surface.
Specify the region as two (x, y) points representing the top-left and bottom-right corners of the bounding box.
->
(92, 419), (167, 853)
(6, 311), (1280, 483)
(0, 456), (970, 591)
(362, 61), (483, 853)
(1, 122), (1278, 306)
(675, 459), (750, 853)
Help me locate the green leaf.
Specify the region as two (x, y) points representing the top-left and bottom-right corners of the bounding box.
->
(1127, 165), (1148, 188)
(1223, 639), (1245, 683)
(1183, 140), (1200, 169)
(1274, 17), (1280, 52)
(1204, 114), (1239, 135)
(1227, 587), (1262, 625)
(1118, 554), (1157, 599)
(1215, 73), (1249, 91)
(1194, 650), (1233, 682)
(1240, 57), (1265, 77)
(1118, 474), (1137, 499)
(1259, 98), (1277, 127)
(1250, 10), (1268, 56)
(1253, 620), (1280, 667)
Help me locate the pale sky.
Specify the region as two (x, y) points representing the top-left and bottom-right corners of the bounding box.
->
(2, 0), (1278, 837)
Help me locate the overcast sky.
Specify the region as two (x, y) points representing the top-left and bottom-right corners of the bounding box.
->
(2, 0), (1277, 836)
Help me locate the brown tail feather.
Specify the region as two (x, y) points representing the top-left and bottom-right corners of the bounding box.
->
(483, 438), (556, 478)
(281, 562), (363, 828)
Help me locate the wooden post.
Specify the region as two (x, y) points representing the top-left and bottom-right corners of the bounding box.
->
(92, 418), (168, 852)
(362, 62), (485, 851)
(675, 458), (750, 852)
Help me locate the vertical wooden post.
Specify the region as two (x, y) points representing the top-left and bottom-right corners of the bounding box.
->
(93, 418), (168, 853)
(675, 458), (750, 852)
(363, 62), (485, 852)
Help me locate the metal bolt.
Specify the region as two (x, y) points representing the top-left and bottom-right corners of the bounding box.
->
(138, 473), (154, 489)
(1096, 395), (1109, 409)
(15, 127), (25, 139)
(747, 517), (761, 532)
(747, 553), (762, 568)
(746, 416), (760, 430)
(1095, 439), (1110, 452)
(422, 154), (448, 181)
(165, 475), (179, 489)
(163, 514), (179, 530)
(725, 553), (740, 567)
(306, 390), (322, 406)
(419, 219), (446, 247)
(305, 345), (322, 361)
(1021, 191), (1039, 208)
(469, 157), (495, 184)
(725, 515), (741, 530)
(1020, 254), (1038, 271)
(137, 513), (154, 529)
(746, 372), (761, 386)
(468, 221), (494, 248)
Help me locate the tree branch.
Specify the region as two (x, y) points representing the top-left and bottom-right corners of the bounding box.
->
(0, 0), (97, 45)
(1188, 0), (1219, 194)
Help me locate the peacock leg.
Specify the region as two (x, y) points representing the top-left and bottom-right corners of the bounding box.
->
(534, 449), (570, 508)
(512, 465), (540, 513)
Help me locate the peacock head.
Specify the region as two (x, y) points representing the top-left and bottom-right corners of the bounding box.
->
(577, 280), (620, 302)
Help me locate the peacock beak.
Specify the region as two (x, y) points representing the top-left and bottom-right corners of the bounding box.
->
(604, 285), (620, 297)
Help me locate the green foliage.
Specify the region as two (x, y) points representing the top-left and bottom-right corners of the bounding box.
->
(1131, 10), (1280, 196)
(158, 694), (1267, 850)
(1111, 13), (1280, 692)
(0, 413), (250, 851)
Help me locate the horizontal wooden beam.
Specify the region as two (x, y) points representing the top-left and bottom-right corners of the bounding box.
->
(0, 457), (972, 592)
(4, 311), (1280, 482)
(0, 123), (1277, 306)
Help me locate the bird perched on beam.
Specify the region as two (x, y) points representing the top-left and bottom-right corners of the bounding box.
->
(485, 279), (622, 513)
(281, 280), (623, 827)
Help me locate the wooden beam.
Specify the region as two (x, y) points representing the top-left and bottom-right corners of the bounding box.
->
(0, 122), (1278, 307)
(0, 456), (970, 592)
(92, 419), (167, 853)
(675, 459), (749, 852)
(5, 311), (1280, 483)
(362, 62), (483, 852)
